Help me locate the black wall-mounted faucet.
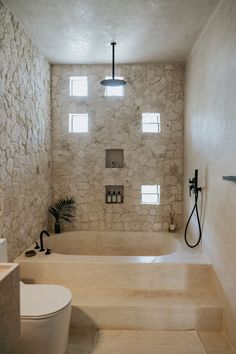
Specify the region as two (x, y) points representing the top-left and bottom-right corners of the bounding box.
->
(189, 169), (201, 197)
(39, 230), (50, 252)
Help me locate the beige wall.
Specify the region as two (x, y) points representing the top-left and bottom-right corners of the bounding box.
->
(0, 1), (51, 261)
(51, 64), (184, 232)
(184, 0), (236, 346)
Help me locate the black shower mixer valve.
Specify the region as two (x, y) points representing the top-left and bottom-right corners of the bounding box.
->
(189, 177), (195, 196)
(189, 173), (201, 197)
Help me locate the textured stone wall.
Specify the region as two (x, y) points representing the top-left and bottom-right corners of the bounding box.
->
(0, 1), (51, 261)
(51, 63), (184, 232)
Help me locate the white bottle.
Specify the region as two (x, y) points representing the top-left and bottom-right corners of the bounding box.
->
(117, 191), (122, 203)
(112, 191), (117, 203)
(107, 191), (112, 203)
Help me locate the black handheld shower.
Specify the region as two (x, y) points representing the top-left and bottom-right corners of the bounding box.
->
(184, 169), (202, 248)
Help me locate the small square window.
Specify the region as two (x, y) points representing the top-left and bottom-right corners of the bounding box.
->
(142, 113), (160, 133)
(104, 76), (124, 97)
(69, 114), (88, 133)
(69, 76), (88, 96)
(141, 185), (160, 205)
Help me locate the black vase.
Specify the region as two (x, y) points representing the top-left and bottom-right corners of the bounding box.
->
(55, 221), (61, 234)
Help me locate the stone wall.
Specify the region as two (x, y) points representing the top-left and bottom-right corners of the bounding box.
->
(51, 63), (184, 232)
(0, 1), (51, 261)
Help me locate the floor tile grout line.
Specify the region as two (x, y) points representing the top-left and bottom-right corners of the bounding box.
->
(196, 331), (208, 354)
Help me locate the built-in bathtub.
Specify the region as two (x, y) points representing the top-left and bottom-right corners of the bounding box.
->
(15, 231), (213, 331)
(14, 230), (209, 292)
(43, 230), (179, 257)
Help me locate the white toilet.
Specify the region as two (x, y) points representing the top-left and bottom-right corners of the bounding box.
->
(14, 282), (72, 354)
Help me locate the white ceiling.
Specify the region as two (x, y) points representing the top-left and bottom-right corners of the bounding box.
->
(3, 0), (219, 64)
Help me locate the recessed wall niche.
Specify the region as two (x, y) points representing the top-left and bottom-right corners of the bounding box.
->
(105, 185), (124, 203)
(106, 149), (124, 168)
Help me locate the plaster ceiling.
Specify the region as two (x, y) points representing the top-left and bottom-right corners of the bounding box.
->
(3, 0), (219, 64)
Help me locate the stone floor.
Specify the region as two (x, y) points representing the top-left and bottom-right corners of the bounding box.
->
(66, 329), (236, 354)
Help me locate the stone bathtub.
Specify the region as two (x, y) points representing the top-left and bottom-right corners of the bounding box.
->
(15, 231), (184, 292)
(43, 230), (179, 257)
(14, 231), (210, 291)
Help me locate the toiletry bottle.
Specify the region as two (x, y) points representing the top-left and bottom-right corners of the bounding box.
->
(117, 191), (122, 203)
(107, 191), (112, 203)
(112, 191), (117, 203)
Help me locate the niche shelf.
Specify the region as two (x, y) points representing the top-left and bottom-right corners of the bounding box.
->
(105, 185), (124, 204)
(106, 149), (124, 168)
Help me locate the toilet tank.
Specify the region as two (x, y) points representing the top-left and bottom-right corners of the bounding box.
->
(0, 239), (8, 262)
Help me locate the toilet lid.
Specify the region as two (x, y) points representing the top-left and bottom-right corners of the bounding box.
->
(20, 284), (72, 318)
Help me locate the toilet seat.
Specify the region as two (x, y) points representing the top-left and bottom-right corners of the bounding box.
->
(20, 283), (72, 319)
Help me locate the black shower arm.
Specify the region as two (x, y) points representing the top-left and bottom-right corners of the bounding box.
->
(112, 42), (116, 80)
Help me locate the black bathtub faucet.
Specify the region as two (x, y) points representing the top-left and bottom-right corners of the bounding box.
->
(39, 230), (50, 252)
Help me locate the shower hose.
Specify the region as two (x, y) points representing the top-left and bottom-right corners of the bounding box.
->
(184, 190), (202, 248)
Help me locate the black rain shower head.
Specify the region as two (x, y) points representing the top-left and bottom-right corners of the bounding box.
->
(100, 42), (126, 87)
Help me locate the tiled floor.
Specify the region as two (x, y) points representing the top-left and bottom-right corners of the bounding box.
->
(198, 332), (236, 354)
(66, 329), (236, 354)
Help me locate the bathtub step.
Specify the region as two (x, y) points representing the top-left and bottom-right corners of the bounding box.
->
(70, 288), (222, 331)
(18, 261), (214, 291)
(67, 329), (236, 354)
(93, 330), (207, 354)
